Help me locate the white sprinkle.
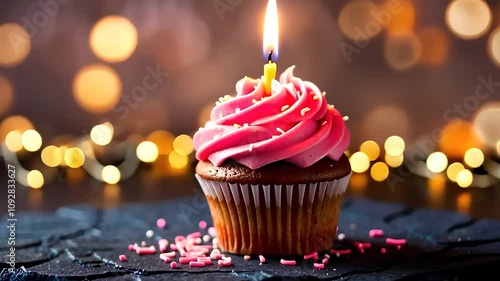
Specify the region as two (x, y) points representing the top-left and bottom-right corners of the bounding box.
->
(337, 233), (346, 241)
(210, 249), (220, 259)
(342, 116), (349, 121)
(252, 99), (257, 104)
(141, 241), (147, 247)
(281, 105), (290, 111)
(146, 230), (154, 238)
(321, 120), (328, 126)
(328, 104), (335, 108)
(324, 254), (330, 259)
(235, 108), (241, 112)
(212, 238), (218, 247)
(243, 123), (249, 127)
(195, 237), (202, 244)
(208, 227), (217, 237)
(322, 92), (326, 97)
(300, 107), (311, 116)
(203, 235), (211, 243)
(276, 127), (285, 134)
(234, 124), (241, 128)
(336, 252), (340, 257)
(216, 101), (221, 106)
(249, 144), (254, 152)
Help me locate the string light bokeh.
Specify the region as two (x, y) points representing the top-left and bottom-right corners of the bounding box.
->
(0, 0), (499, 203)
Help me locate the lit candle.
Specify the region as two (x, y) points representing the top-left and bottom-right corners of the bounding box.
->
(263, 0), (279, 95)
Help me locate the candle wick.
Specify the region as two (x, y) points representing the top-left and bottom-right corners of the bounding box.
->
(268, 51), (273, 63)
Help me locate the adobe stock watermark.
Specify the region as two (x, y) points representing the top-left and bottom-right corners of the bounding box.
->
(213, 0), (245, 21)
(6, 164), (17, 273)
(340, 0), (403, 64)
(386, 74), (500, 190)
(8, 0), (71, 53)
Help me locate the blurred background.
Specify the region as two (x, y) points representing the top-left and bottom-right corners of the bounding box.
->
(1, 0), (500, 218)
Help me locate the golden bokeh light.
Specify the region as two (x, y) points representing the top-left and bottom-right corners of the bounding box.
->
(384, 32), (422, 71)
(349, 173), (368, 193)
(359, 140), (380, 161)
(0, 23), (31, 68)
(384, 135), (405, 156)
(72, 64), (122, 113)
(173, 134), (194, 156)
(338, 0), (382, 42)
(0, 115), (34, 141)
(21, 129), (42, 152)
(472, 103), (500, 149)
(27, 170), (44, 189)
(89, 16), (138, 63)
(457, 192), (471, 213)
(488, 26), (500, 66)
(426, 152), (448, 173)
(4, 130), (23, 152)
(385, 0), (415, 35)
(463, 147), (484, 168)
(0, 75), (14, 115)
(169, 151), (189, 169)
(90, 122), (114, 146)
(64, 147), (85, 168)
(349, 151), (371, 173)
(456, 169), (473, 188)
(385, 153), (404, 168)
(146, 130), (174, 155)
(417, 26), (450, 67)
(102, 165), (121, 184)
(41, 145), (63, 167)
(446, 0), (492, 40)
(439, 119), (483, 159)
(446, 162), (465, 182)
(136, 141), (159, 163)
(370, 162), (389, 182)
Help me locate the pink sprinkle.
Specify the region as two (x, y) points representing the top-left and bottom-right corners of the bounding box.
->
(159, 255), (171, 262)
(156, 218), (166, 229)
(259, 255), (266, 263)
(197, 257), (212, 264)
(322, 258), (329, 264)
(314, 263), (325, 269)
(175, 236), (186, 244)
(198, 221), (207, 230)
(136, 247), (156, 255)
(369, 229), (384, 238)
(331, 249), (351, 255)
(187, 232), (202, 239)
(303, 252), (318, 260)
(128, 244), (135, 251)
(179, 257), (198, 264)
(158, 239), (169, 253)
(244, 255), (251, 260)
(386, 238), (407, 246)
(189, 261), (206, 267)
(397, 245), (401, 250)
(215, 254), (224, 259)
(218, 260), (232, 267)
(119, 255), (127, 262)
(336, 226), (339, 232)
(187, 250), (206, 257)
(170, 244), (178, 251)
(380, 248), (387, 254)
(221, 256), (232, 262)
(280, 259), (296, 266)
(208, 227), (217, 237)
(170, 261), (178, 269)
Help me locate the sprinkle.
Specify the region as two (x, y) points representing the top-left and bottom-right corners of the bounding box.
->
(397, 245), (402, 250)
(324, 254), (330, 259)
(198, 221), (207, 230)
(342, 116), (349, 121)
(158, 239), (169, 252)
(380, 248), (387, 254)
(215, 101), (221, 106)
(314, 263), (325, 269)
(252, 99), (257, 104)
(331, 249), (351, 255)
(300, 107), (311, 116)
(163, 251), (177, 258)
(156, 218), (166, 229)
(322, 258), (328, 264)
(208, 227), (217, 237)
(187, 232), (202, 239)
(146, 230), (154, 238)
(170, 261), (178, 269)
(313, 95), (319, 100)
(386, 238), (407, 246)
(134, 243), (139, 248)
(222, 256), (232, 262)
(218, 260), (232, 267)
(136, 246), (156, 255)
(259, 255), (266, 263)
(234, 123), (241, 128)
(337, 233), (346, 241)
(243, 123), (249, 127)
(321, 120), (328, 126)
(280, 259), (296, 266)
(244, 255), (251, 260)
(281, 105), (290, 111)
(170, 244), (178, 251)
(179, 257), (198, 264)
(197, 257), (212, 265)
(328, 104), (335, 108)
(203, 235), (211, 243)
(194, 237), (202, 244)
(235, 108), (241, 113)
(159, 254), (171, 262)
(369, 229), (384, 238)
(210, 249), (220, 259)
(322, 92), (326, 97)
(128, 244), (136, 251)
(215, 254), (224, 259)
(272, 135), (279, 138)
(119, 255), (127, 262)
(141, 241), (147, 247)
(303, 252), (318, 260)
(276, 127), (285, 134)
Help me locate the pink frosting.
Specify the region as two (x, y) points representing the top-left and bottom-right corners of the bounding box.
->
(193, 66), (350, 169)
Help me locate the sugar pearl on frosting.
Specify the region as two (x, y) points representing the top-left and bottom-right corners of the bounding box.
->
(234, 124), (241, 128)
(235, 108), (241, 112)
(252, 99), (257, 104)
(343, 116), (349, 121)
(322, 92), (326, 97)
(313, 95), (319, 100)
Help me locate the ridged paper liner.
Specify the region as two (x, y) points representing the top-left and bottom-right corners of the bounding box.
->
(195, 173), (351, 256)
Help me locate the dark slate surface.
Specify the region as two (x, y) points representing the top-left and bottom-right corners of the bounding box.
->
(1, 196), (500, 281)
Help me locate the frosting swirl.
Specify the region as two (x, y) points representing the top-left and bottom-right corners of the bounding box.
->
(193, 66), (350, 169)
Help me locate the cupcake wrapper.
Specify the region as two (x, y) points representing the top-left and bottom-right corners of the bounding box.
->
(195, 173), (351, 256)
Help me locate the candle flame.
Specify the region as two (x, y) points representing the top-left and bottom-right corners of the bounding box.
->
(263, 0), (279, 61)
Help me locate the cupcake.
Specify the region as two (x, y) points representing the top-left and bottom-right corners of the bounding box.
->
(193, 66), (351, 256)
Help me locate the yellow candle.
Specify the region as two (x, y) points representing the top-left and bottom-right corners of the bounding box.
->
(263, 61), (276, 95)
